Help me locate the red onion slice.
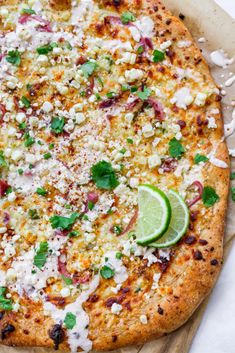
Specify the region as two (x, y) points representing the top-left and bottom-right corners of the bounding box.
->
(147, 98), (165, 121)
(120, 209), (138, 236)
(58, 256), (90, 284)
(0, 180), (10, 197)
(0, 103), (6, 121)
(186, 181), (203, 208)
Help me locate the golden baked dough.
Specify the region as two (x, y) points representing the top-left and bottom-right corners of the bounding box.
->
(0, 0), (229, 351)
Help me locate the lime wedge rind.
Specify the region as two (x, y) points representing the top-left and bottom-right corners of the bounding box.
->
(150, 189), (189, 248)
(136, 184), (172, 245)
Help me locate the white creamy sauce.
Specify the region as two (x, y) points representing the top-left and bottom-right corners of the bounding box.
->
(85, 37), (133, 53)
(71, 0), (94, 26)
(135, 16), (154, 37)
(170, 87), (193, 110)
(225, 74), (235, 87)
(44, 275), (99, 352)
(209, 155), (228, 169)
(210, 50), (234, 68)
(224, 109), (235, 138)
(103, 251), (128, 284)
(177, 40), (192, 48)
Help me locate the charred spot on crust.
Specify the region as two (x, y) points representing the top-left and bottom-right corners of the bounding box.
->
(210, 259), (219, 266)
(87, 293), (99, 303)
(112, 334), (118, 342)
(184, 235), (197, 245)
(193, 250), (203, 260)
(179, 13), (185, 20)
(0, 312), (4, 320)
(199, 239), (208, 246)
(1, 323), (15, 340)
(49, 324), (65, 350)
(157, 306), (164, 315)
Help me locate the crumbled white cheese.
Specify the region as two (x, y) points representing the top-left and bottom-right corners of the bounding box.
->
(125, 69), (144, 83)
(140, 314), (148, 324)
(148, 154), (161, 169)
(207, 117), (217, 129)
(170, 87), (193, 109)
(111, 303), (122, 315)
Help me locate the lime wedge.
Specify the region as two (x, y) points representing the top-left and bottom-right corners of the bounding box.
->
(136, 185), (171, 245)
(150, 189), (189, 248)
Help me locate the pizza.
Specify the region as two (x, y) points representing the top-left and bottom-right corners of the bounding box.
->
(0, 0), (230, 352)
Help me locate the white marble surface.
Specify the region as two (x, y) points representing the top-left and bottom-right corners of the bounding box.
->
(190, 3), (235, 352)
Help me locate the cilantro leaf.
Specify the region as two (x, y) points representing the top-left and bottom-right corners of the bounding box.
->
(230, 172), (235, 180)
(169, 138), (185, 159)
(64, 312), (76, 330)
(91, 160), (119, 190)
(0, 151), (7, 168)
(22, 8), (36, 14)
(61, 274), (73, 285)
(0, 287), (13, 311)
(202, 186), (219, 207)
(28, 209), (40, 220)
(21, 96), (31, 108)
(137, 45), (144, 54)
(50, 117), (65, 134)
(6, 50), (21, 66)
(33, 242), (48, 269)
(231, 187), (235, 202)
(80, 61), (97, 78)
(136, 87), (151, 101)
(120, 11), (136, 24)
(24, 132), (35, 147)
(36, 44), (53, 55)
(49, 213), (79, 230)
(153, 49), (165, 63)
(36, 187), (47, 196)
(100, 265), (114, 279)
(194, 153), (209, 164)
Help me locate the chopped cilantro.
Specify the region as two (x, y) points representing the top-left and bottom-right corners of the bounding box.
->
(121, 11), (136, 24)
(127, 138), (133, 144)
(49, 143), (54, 150)
(230, 172), (235, 180)
(113, 225), (122, 235)
(121, 84), (130, 92)
(119, 148), (126, 155)
(0, 151), (7, 168)
(83, 214), (89, 221)
(80, 61), (97, 77)
(153, 49), (165, 63)
(136, 87), (151, 100)
(50, 117), (65, 134)
(115, 252), (123, 260)
(49, 213), (79, 230)
(26, 83), (32, 91)
(36, 187), (47, 196)
(100, 265), (114, 279)
(202, 186), (219, 207)
(97, 76), (104, 87)
(28, 209), (40, 220)
(36, 44), (53, 55)
(33, 241), (48, 269)
(64, 312), (76, 330)
(0, 287), (13, 311)
(19, 122), (27, 130)
(137, 45), (144, 54)
(43, 152), (52, 160)
(6, 50), (21, 66)
(194, 153), (209, 164)
(21, 96), (31, 108)
(29, 163), (34, 169)
(6, 187), (12, 195)
(231, 187), (235, 202)
(106, 91), (116, 98)
(61, 274), (73, 285)
(24, 132), (35, 147)
(130, 86), (138, 93)
(18, 168), (23, 175)
(68, 230), (79, 238)
(91, 160), (119, 190)
(88, 201), (94, 210)
(169, 138), (185, 159)
(21, 8), (36, 14)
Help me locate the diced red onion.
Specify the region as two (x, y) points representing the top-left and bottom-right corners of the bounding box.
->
(99, 97), (118, 109)
(0, 103), (6, 120)
(0, 180), (10, 197)
(120, 209), (138, 236)
(3, 212), (10, 224)
(87, 192), (99, 204)
(18, 14), (52, 32)
(147, 98), (165, 121)
(125, 97), (141, 111)
(161, 158), (178, 173)
(186, 181), (203, 208)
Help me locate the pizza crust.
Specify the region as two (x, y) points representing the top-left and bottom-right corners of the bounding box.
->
(0, 0), (230, 351)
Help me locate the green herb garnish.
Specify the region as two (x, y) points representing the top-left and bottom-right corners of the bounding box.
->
(49, 213), (79, 230)
(136, 87), (151, 101)
(100, 265), (114, 279)
(202, 186), (219, 207)
(80, 61), (98, 78)
(28, 209), (40, 220)
(0, 287), (13, 311)
(61, 274), (73, 285)
(43, 152), (52, 160)
(33, 241), (48, 269)
(153, 49), (165, 63)
(121, 11), (136, 24)
(231, 187), (235, 202)
(194, 154), (209, 164)
(91, 160), (119, 190)
(36, 187), (47, 196)
(6, 50), (21, 66)
(0, 151), (7, 168)
(169, 138), (185, 159)
(64, 312), (76, 330)
(50, 117), (65, 134)
(21, 96), (31, 108)
(36, 44), (53, 55)
(21, 8), (36, 14)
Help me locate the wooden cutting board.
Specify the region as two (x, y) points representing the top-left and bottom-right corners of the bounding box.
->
(1, 1), (235, 353)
